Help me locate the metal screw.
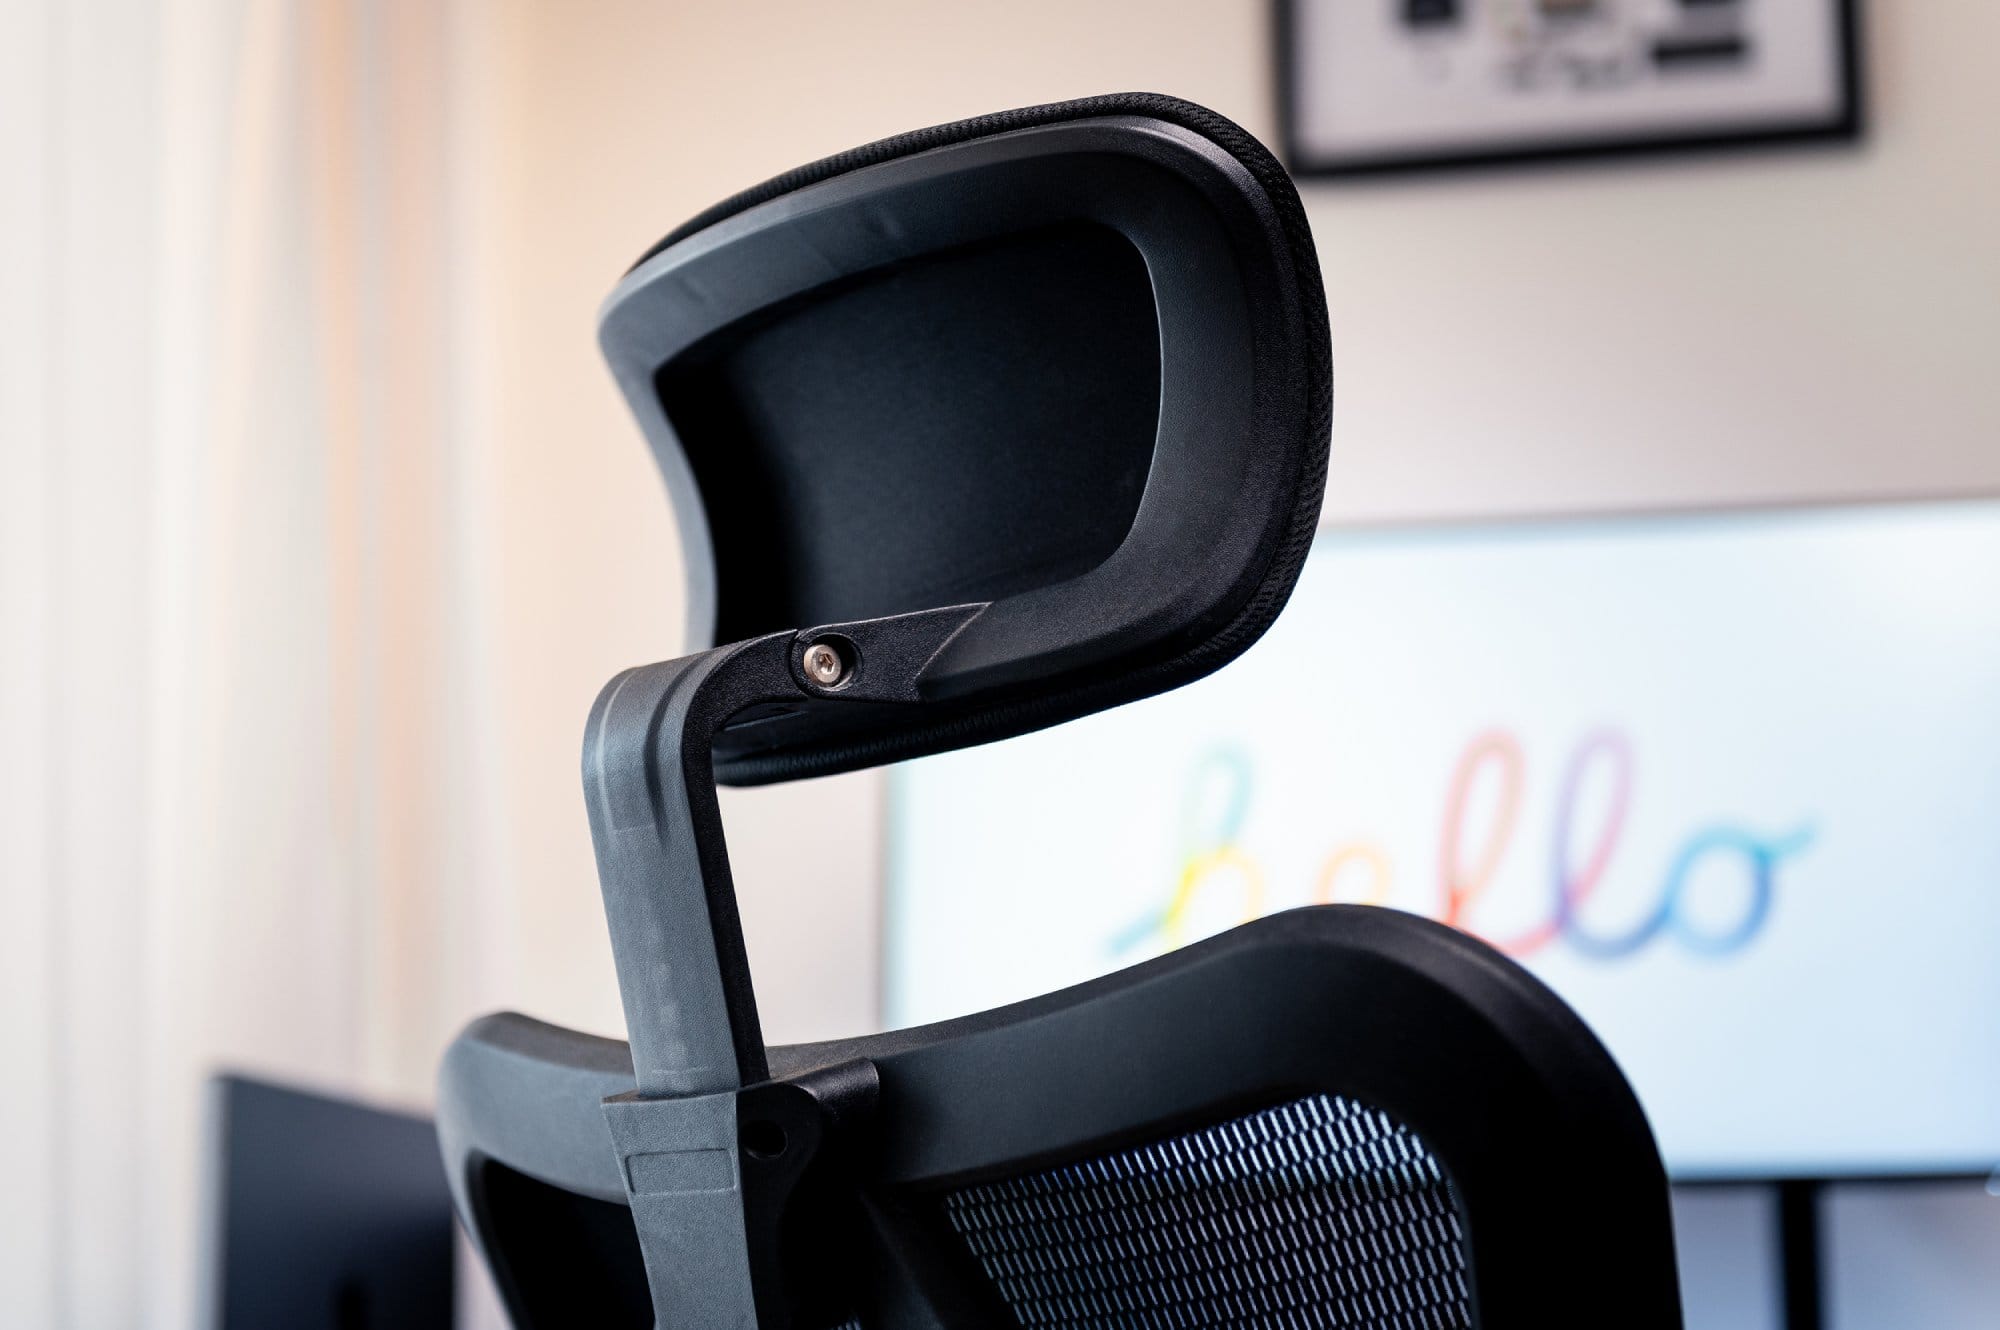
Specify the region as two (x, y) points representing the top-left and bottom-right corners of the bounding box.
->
(802, 642), (845, 687)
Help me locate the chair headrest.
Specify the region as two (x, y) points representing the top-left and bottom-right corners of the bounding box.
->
(599, 93), (1330, 784)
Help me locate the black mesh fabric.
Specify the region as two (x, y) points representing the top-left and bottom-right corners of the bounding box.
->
(942, 1095), (1471, 1329)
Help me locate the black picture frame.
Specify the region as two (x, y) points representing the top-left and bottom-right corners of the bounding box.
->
(1275, 0), (1864, 179)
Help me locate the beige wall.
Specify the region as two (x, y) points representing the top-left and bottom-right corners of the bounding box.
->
(481, 0), (2000, 1048)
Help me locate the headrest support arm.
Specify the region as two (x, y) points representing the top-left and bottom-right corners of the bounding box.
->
(583, 607), (983, 1095)
(579, 613), (972, 1325)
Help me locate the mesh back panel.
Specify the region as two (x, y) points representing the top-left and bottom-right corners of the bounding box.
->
(942, 1094), (1471, 1329)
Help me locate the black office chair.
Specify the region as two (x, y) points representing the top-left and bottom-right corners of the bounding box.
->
(437, 93), (1682, 1329)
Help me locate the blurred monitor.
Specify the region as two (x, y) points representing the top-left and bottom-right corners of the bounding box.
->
(202, 1073), (454, 1330)
(886, 497), (2000, 1179)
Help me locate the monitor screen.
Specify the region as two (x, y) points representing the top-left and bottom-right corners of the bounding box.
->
(885, 498), (2000, 1179)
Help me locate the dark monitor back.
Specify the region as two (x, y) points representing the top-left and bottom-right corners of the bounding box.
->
(204, 1074), (454, 1330)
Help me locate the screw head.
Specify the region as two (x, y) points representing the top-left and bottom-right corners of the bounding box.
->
(802, 642), (845, 687)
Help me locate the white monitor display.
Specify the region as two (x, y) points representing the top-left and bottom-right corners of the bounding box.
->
(885, 499), (2000, 1178)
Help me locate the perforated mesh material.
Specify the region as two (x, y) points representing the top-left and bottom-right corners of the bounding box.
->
(942, 1094), (1471, 1329)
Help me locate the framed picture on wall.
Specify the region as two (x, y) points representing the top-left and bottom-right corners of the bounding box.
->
(1277, 0), (1863, 177)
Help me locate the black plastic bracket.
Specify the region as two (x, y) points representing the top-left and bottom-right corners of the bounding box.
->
(600, 1086), (759, 1323)
(582, 635), (790, 1097)
(579, 607), (977, 1326)
(598, 1058), (879, 1329)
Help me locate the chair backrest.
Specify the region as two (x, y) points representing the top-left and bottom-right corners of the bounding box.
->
(437, 93), (1684, 1330)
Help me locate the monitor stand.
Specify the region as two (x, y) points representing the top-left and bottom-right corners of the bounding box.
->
(1776, 1179), (1825, 1330)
